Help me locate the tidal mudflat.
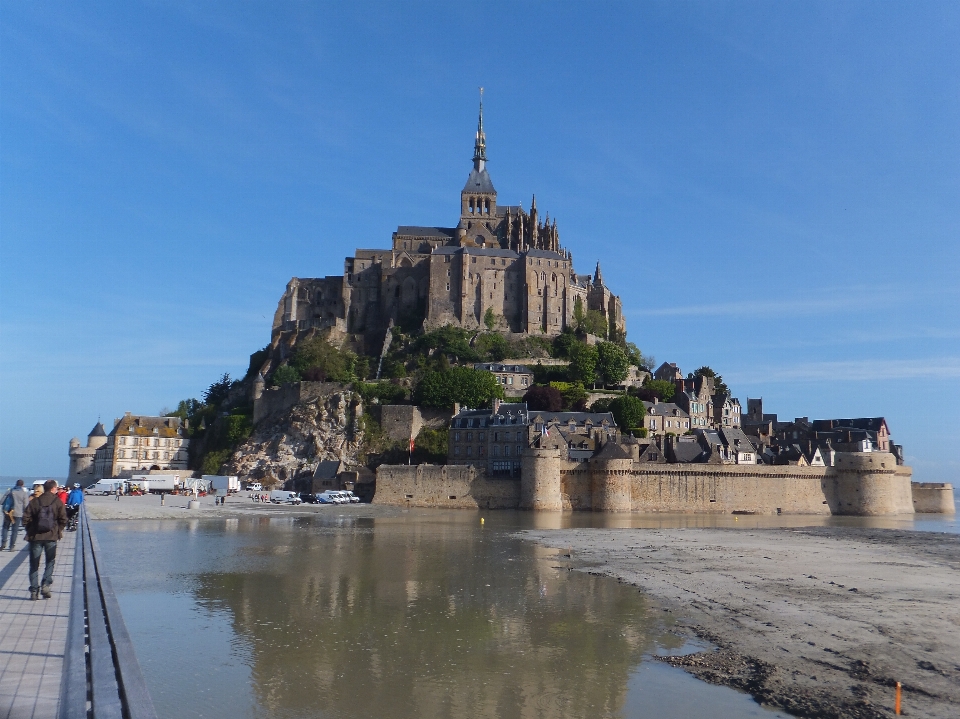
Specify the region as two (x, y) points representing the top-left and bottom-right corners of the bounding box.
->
(522, 526), (960, 719)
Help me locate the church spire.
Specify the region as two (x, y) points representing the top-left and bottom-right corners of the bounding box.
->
(473, 87), (486, 170)
(594, 261), (603, 285)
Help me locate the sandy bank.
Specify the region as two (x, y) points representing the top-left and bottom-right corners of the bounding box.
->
(83, 493), (404, 520)
(522, 526), (959, 719)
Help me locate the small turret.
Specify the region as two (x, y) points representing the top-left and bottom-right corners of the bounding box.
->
(252, 371), (266, 401)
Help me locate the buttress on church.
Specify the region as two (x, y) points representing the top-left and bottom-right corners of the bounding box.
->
(270, 102), (625, 358)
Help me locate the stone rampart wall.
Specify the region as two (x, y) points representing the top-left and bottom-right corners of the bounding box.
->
(912, 482), (956, 514)
(253, 381), (347, 425)
(375, 451), (917, 516)
(373, 464), (520, 509)
(379, 405), (453, 442)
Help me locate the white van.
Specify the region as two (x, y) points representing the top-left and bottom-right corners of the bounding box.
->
(336, 491), (360, 504)
(90, 479), (123, 495)
(248, 483), (263, 492)
(269, 490), (301, 504)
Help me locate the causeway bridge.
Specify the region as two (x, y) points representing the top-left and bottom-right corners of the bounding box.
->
(0, 507), (156, 718)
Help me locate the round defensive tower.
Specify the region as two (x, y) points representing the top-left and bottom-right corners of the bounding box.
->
(590, 444), (634, 512)
(520, 447), (564, 511)
(831, 452), (913, 516)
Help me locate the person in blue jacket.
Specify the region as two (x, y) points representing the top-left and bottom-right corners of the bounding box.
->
(65, 483), (83, 530)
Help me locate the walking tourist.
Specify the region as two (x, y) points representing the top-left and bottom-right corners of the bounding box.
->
(22, 480), (67, 600)
(115, 486), (122, 501)
(1, 480), (31, 551)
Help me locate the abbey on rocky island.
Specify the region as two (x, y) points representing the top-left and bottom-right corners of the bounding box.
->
(271, 101), (625, 354)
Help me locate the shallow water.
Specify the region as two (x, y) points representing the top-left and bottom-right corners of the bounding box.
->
(97, 510), (798, 718)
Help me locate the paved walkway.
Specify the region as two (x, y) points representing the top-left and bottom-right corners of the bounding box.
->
(0, 530), (76, 719)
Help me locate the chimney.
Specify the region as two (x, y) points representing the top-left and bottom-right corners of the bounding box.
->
(453, 402), (461, 416)
(653, 396), (659, 405)
(492, 397), (501, 413)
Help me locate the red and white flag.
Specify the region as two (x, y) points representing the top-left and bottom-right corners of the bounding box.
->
(409, 437), (415, 452)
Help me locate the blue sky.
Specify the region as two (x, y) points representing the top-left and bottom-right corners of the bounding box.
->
(2, 1), (958, 484)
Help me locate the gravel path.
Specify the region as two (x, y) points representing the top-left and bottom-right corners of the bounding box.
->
(521, 526), (960, 719)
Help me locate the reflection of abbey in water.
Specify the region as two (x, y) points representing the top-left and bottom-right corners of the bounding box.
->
(194, 518), (654, 718)
(271, 100), (624, 352)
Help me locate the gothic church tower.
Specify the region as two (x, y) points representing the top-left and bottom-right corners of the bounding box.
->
(458, 93), (499, 246)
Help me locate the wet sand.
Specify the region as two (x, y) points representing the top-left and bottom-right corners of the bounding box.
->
(522, 526), (959, 719)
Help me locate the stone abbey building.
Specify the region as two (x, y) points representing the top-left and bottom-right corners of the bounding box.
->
(271, 103), (625, 354)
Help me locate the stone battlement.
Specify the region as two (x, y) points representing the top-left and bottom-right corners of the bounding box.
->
(374, 451), (928, 516)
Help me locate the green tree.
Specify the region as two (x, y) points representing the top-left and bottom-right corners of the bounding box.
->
(475, 332), (508, 361)
(573, 296), (586, 330)
(609, 395), (646, 432)
(582, 310), (608, 338)
(291, 337), (356, 382)
(691, 366), (729, 396)
(552, 327), (578, 359)
(624, 342), (654, 371)
(414, 325), (479, 363)
(414, 366), (504, 409)
(483, 307), (497, 331)
(596, 342), (629, 386)
(549, 381), (588, 410)
(640, 379), (676, 402)
(270, 364), (301, 387)
(568, 342), (599, 386)
(411, 427), (448, 464)
(204, 373), (233, 407)
(523, 385), (563, 412)
(589, 397), (614, 413)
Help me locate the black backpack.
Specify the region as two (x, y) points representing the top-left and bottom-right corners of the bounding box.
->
(36, 502), (56, 533)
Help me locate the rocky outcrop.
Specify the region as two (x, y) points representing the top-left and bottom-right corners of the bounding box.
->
(224, 389), (364, 483)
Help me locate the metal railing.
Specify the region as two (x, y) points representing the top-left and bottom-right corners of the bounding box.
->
(59, 505), (158, 719)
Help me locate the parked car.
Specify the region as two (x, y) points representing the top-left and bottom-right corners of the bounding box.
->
(316, 491), (346, 504)
(298, 492), (320, 504)
(247, 482), (263, 491)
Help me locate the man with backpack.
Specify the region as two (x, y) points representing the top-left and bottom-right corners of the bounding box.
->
(1, 479), (31, 551)
(22, 480), (67, 600)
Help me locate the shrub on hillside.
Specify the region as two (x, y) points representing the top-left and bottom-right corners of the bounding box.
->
(270, 364), (301, 387)
(414, 366), (504, 409)
(523, 385), (563, 412)
(291, 337), (357, 382)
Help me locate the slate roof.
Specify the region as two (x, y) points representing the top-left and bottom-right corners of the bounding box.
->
(671, 439), (709, 463)
(475, 363), (533, 374)
(431, 246), (521, 259)
(811, 418), (888, 433)
(89, 422), (107, 437)
(642, 402), (688, 418)
(592, 441), (632, 461)
(463, 167), (496, 194)
(718, 428), (757, 453)
(395, 226), (457, 239)
(313, 460), (344, 480)
(109, 414), (185, 438)
(532, 411), (615, 427)
(525, 249), (566, 260)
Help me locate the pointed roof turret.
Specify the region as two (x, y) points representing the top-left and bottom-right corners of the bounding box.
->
(462, 89), (496, 195)
(594, 262), (603, 285)
(89, 422), (106, 437)
(473, 88), (487, 169)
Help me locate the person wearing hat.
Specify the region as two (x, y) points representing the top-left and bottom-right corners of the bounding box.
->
(1, 479), (31, 551)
